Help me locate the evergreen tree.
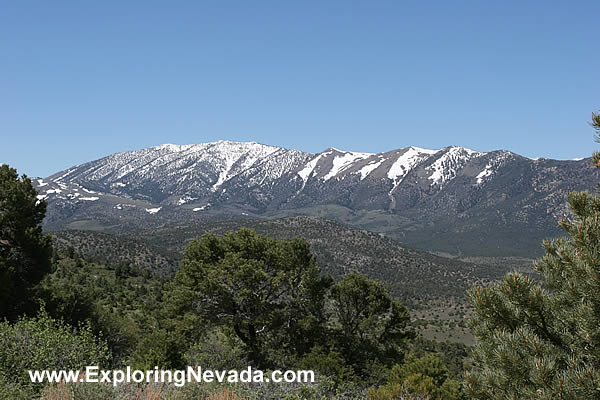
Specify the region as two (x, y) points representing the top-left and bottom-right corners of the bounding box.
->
(465, 111), (600, 399)
(0, 165), (53, 320)
(166, 228), (332, 368)
(591, 110), (600, 167)
(329, 272), (413, 376)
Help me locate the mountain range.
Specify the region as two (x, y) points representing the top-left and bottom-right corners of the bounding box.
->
(32, 140), (600, 256)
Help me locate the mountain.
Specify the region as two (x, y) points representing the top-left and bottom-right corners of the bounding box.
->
(47, 141), (311, 204)
(33, 140), (600, 256)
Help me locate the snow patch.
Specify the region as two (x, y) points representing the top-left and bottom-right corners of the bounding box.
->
(154, 144), (194, 152)
(193, 203), (210, 212)
(476, 165), (493, 184)
(209, 141), (280, 191)
(475, 151), (511, 185)
(54, 168), (76, 182)
(323, 151), (372, 181)
(388, 147), (438, 182)
(357, 160), (383, 180)
(298, 153), (326, 182)
(178, 196), (197, 205)
(145, 207), (162, 214)
(37, 179), (48, 187)
(80, 196), (99, 201)
(387, 147), (439, 205)
(427, 146), (482, 186)
(46, 189), (62, 194)
(114, 203), (135, 210)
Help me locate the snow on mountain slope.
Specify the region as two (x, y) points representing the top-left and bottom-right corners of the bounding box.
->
(383, 146), (441, 204)
(39, 141), (519, 209)
(222, 148), (312, 189)
(297, 152), (330, 183)
(388, 147), (439, 183)
(207, 141), (282, 190)
(426, 146), (483, 186)
(322, 150), (373, 181)
(357, 158), (384, 180)
(49, 140), (308, 203)
(32, 178), (111, 213)
(475, 165), (493, 184)
(475, 151), (512, 185)
(37, 140), (557, 216)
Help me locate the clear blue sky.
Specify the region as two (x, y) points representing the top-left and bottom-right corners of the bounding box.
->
(2, 1), (599, 177)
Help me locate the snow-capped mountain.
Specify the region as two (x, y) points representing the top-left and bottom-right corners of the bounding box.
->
(49, 141), (312, 204)
(33, 140), (600, 256)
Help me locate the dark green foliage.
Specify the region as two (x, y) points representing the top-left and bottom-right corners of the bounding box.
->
(167, 228), (423, 383)
(167, 228), (332, 368)
(42, 255), (168, 366)
(466, 189), (600, 398)
(0, 165), (53, 319)
(329, 272), (413, 377)
(128, 329), (183, 370)
(184, 327), (247, 371)
(410, 337), (469, 379)
(591, 110), (600, 167)
(0, 199), (465, 398)
(466, 116), (600, 398)
(296, 345), (355, 385)
(369, 353), (461, 399)
(0, 308), (110, 393)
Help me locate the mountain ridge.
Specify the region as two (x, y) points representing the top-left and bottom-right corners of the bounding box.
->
(31, 140), (600, 256)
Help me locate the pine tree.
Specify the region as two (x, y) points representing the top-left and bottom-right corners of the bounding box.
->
(465, 111), (600, 399)
(591, 110), (600, 167)
(0, 165), (53, 319)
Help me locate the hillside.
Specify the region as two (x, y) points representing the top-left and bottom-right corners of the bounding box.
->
(54, 216), (524, 306)
(51, 230), (178, 273)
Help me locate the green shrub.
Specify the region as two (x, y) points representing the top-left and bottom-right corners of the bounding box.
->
(0, 308), (111, 392)
(369, 354), (461, 400)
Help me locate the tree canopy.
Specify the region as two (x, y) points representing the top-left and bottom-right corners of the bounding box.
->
(168, 228), (332, 368)
(329, 272), (412, 374)
(0, 165), (52, 319)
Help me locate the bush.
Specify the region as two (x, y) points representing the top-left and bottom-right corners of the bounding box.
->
(0, 308), (111, 392)
(368, 354), (461, 400)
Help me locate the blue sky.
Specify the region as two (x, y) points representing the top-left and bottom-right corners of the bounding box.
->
(1, 1), (599, 177)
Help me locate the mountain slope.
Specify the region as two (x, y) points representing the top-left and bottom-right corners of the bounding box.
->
(34, 140), (600, 256)
(73, 216), (507, 305)
(51, 230), (178, 273)
(49, 141), (312, 204)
